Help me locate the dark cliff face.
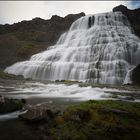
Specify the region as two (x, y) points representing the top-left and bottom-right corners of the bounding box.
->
(0, 12), (85, 69)
(113, 5), (140, 38)
(132, 64), (140, 85)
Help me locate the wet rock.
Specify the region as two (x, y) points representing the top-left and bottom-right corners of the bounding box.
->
(0, 96), (25, 114)
(132, 64), (140, 85)
(19, 104), (60, 123)
(113, 5), (140, 38)
(124, 96), (135, 101)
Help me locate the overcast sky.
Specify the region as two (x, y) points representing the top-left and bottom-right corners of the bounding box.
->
(0, 1), (139, 25)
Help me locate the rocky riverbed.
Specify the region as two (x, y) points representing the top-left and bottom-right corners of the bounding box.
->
(0, 99), (139, 140)
(0, 76), (140, 140)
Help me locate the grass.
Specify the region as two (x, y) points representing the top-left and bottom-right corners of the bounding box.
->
(50, 100), (140, 140)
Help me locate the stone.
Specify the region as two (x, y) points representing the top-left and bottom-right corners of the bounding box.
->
(0, 96), (25, 114)
(19, 104), (60, 123)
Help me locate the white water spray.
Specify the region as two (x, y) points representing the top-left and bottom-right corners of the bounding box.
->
(5, 12), (140, 84)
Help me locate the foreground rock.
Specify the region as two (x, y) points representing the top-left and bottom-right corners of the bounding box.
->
(19, 104), (60, 123)
(0, 100), (139, 140)
(0, 96), (26, 114)
(18, 100), (140, 140)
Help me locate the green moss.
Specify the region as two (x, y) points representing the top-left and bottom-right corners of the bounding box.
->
(0, 98), (26, 114)
(0, 71), (15, 79)
(51, 100), (140, 140)
(14, 99), (25, 109)
(70, 100), (140, 112)
(17, 43), (41, 58)
(0, 71), (24, 80)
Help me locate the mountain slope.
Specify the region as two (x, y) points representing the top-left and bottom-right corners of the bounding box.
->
(0, 12), (85, 69)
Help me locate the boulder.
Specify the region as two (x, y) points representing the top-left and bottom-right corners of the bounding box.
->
(0, 96), (25, 114)
(19, 104), (60, 123)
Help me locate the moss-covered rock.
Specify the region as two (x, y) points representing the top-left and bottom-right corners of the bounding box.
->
(0, 71), (23, 79)
(0, 96), (26, 114)
(50, 100), (140, 140)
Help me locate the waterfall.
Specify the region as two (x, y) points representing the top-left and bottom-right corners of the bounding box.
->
(5, 12), (140, 84)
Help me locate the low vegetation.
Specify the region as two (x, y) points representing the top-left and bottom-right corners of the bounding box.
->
(0, 71), (15, 79)
(17, 43), (43, 58)
(50, 100), (140, 140)
(0, 71), (24, 80)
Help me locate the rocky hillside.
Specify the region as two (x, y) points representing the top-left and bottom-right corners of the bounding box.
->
(0, 12), (85, 69)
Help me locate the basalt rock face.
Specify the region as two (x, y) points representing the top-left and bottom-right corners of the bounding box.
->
(113, 5), (140, 38)
(132, 64), (140, 85)
(0, 12), (85, 69)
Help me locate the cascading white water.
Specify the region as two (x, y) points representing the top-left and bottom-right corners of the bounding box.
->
(5, 12), (140, 84)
